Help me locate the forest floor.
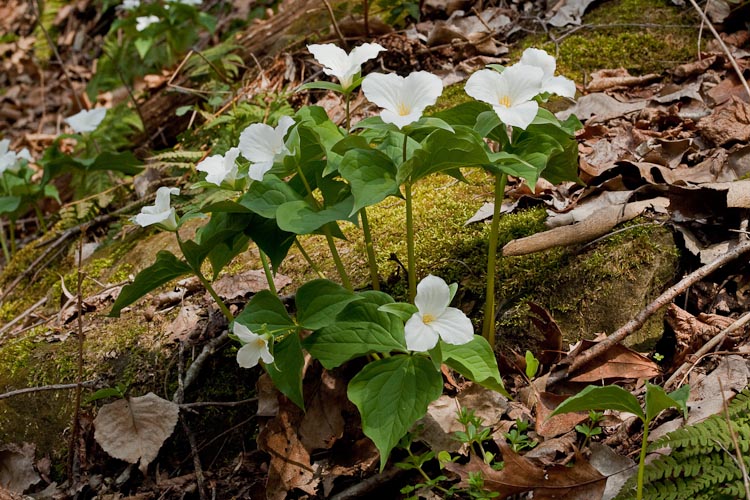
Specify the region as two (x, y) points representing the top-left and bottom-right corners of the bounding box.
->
(2, 0), (750, 499)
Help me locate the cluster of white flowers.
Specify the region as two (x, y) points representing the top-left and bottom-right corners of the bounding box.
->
(0, 139), (32, 175)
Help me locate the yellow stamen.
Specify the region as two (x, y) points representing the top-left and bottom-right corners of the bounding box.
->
(422, 313), (436, 324)
(498, 95), (511, 108)
(255, 338), (267, 348)
(397, 102), (411, 116)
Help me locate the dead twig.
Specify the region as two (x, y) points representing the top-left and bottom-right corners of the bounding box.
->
(67, 226), (86, 483)
(687, 0), (750, 101)
(330, 467), (406, 500)
(178, 398), (258, 409)
(0, 296), (47, 337)
(321, 0), (347, 49)
(554, 239), (750, 381)
(0, 381), (97, 400)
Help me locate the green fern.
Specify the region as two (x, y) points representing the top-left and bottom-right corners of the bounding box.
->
(616, 386), (750, 499)
(146, 150), (205, 171)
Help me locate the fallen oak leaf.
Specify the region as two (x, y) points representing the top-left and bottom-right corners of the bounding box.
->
(567, 339), (660, 383)
(446, 443), (606, 499)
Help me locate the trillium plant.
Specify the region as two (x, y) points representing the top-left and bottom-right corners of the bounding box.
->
(110, 44), (581, 468)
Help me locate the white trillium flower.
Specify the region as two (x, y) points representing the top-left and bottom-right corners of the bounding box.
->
(196, 147), (241, 187)
(121, 0), (140, 10)
(307, 42), (385, 90)
(465, 64), (544, 130)
(135, 15), (160, 31)
(519, 48), (576, 98)
(361, 71), (443, 129)
(238, 116), (295, 181)
(132, 186), (180, 230)
(234, 323), (274, 368)
(0, 140), (32, 174)
(65, 108), (107, 133)
(404, 275), (474, 352)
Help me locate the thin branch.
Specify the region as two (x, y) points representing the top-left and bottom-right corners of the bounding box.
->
(687, 0), (750, 101)
(557, 240), (750, 379)
(178, 397), (258, 409)
(0, 381), (97, 401)
(321, 0), (347, 49)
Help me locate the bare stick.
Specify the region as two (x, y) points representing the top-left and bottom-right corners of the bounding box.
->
(687, 0), (750, 101)
(0, 381), (97, 400)
(0, 297), (47, 337)
(179, 397), (258, 409)
(330, 467), (405, 500)
(664, 311), (750, 390)
(321, 0), (347, 49)
(561, 240), (750, 378)
(68, 227), (86, 483)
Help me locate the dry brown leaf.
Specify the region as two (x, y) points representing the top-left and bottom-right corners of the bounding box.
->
(563, 339), (660, 383)
(298, 369), (347, 451)
(535, 391), (589, 438)
(167, 304), (205, 342)
(698, 96), (750, 146)
(588, 442), (636, 500)
(587, 68), (660, 92)
(93, 393), (180, 474)
(528, 303), (563, 368)
(447, 445), (606, 499)
(0, 443), (40, 494)
(212, 269), (291, 301)
(557, 93), (646, 123)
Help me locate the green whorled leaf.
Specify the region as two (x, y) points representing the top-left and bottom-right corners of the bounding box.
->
(339, 148), (399, 215)
(348, 355), (443, 471)
(540, 135), (582, 186)
(109, 251), (192, 317)
(266, 334), (305, 409)
(400, 126), (489, 184)
(304, 320), (408, 369)
(244, 216), (296, 271)
(378, 302), (418, 322)
(295, 279), (363, 330)
(331, 135), (372, 156)
(234, 289), (295, 335)
(549, 385), (645, 421)
(337, 291), (400, 326)
(179, 239), (206, 272)
(374, 131), (420, 168)
(240, 174), (303, 219)
(442, 336), (508, 397)
(0, 196), (22, 215)
(134, 37), (154, 59)
(44, 183), (61, 203)
(206, 234), (250, 280)
(487, 151), (548, 191)
(645, 382), (689, 423)
(276, 197), (355, 235)
(41, 147), (142, 184)
(294, 106), (344, 152)
(432, 100), (491, 128)
(200, 200), (251, 214)
(352, 116), (399, 133)
(298, 81), (344, 93)
(402, 117), (455, 142)
(474, 110), (510, 146)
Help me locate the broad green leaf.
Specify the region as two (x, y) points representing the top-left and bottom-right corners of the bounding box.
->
(378, 303), (418, 322)
(276, 198), (355, 235)
(240, 174), (303, 219)
(645, 382), (689, 423)
(488, 150), (548, 191)
(295, 279), (363, 330)
(109, 251), (192, 317)
(266, 334), (305, 409)
(298, 81), (344, 93)
(374, 131), (420, 167)
(550, 385), (645, 421)
(400, 126), (488, 184)
(134, 37), (153, 59)
(294, 106), (343, 151)
(432, 101), (490, 128)
(234, 290), (295, 335)
(348, 355), (443, 470)
(304, 321), (407, 368)
(353, 116), (399, 133)
(337, 290), (403, 331)
(244, 216), (296, 271)
(442, 336), (508, 397)
(0, 196), (22, 215)
(339, 148), (399, 215)
(525, 350), (540, 379)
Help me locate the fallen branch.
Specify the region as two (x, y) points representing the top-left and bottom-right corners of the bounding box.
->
(0, 381), (97, 400)
(553, 239), (750, 381)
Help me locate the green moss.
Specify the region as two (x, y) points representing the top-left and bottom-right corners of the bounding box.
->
(425, 83), (471, 115)
(514, 0), (699, 83)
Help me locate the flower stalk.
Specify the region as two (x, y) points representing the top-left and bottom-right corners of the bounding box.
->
(258, 247), (276, 296)
(176, 234), (234, 322)
(482, 172), (508, 347)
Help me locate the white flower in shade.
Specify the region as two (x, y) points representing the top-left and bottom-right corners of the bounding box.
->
(196, 147), (241, 187)
(465, 64), (544, 130)
(234, 323), (274, 368)
(121, 0), (140, 10)
(519, 48), (576, 98)
(132, 186), (180, 230)
(65, 108), (107, 133)
(169, 0), (202, 5)
(135, 15), (159, 31)
(361, 71), (443, 129)
(404, 275), (474, 352)
(307, 42), (385, 90)
(0, 140), (32, 174)
(238, 116), (295, 181)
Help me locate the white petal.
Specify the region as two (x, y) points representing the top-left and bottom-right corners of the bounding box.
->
(362, 73), (405, 114)
(233, 322), (255, 343)
(238, 123), (281, 163)
(414, 275), (451, 317)
(260, 348), (275, 365)
(136, 15), (159, 31)
(132, 209), (171, 227)
(465, 69), (507, 107)
(405, 314), (440, 352)
(492, 100), (538, 130)
(503, 64), (544, 104)
(236, 344), (261, 368)
(348, 43), (386, 68)
(308, 43), (350, 79)
(0, 139), (9, 156)
(520, 48), (556, 80)
(543, 75), (576, 98)
(248, 161), (273, 181)
(66, 108), (107, 133)
(196, 155), (226, 185)
(275, 116), (296, 138)
(153, 186), (179, 211)
(17, 148), (32, 162)
(0, 152), (15, 173)
(380, 109), (422, 129)
(431, 307), (474, 345)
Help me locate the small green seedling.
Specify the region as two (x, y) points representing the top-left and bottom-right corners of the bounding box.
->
(525, 349), (540, 379)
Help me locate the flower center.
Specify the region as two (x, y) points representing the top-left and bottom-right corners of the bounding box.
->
(396, 102), (411, 116)
(498, 95), (512, 108)
(422, 313), (436, 324)
(255, 338), (267, 348)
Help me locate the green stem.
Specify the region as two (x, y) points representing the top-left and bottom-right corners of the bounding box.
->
(176, 234), (234, 322)
(405, 181), (416, 303)
(482, 172), (508, 348)
(294, 163), (353, 290)
(294, 238), (326, 279)
(345, 93), (351, 133)
(0, 220), (10, 263)
(360, 208), (380, 290)
(636, 424), (649, 500)
(9, 220), (16, 255)
(33, 203), (47, 234)
(258, 247), (277, 296)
